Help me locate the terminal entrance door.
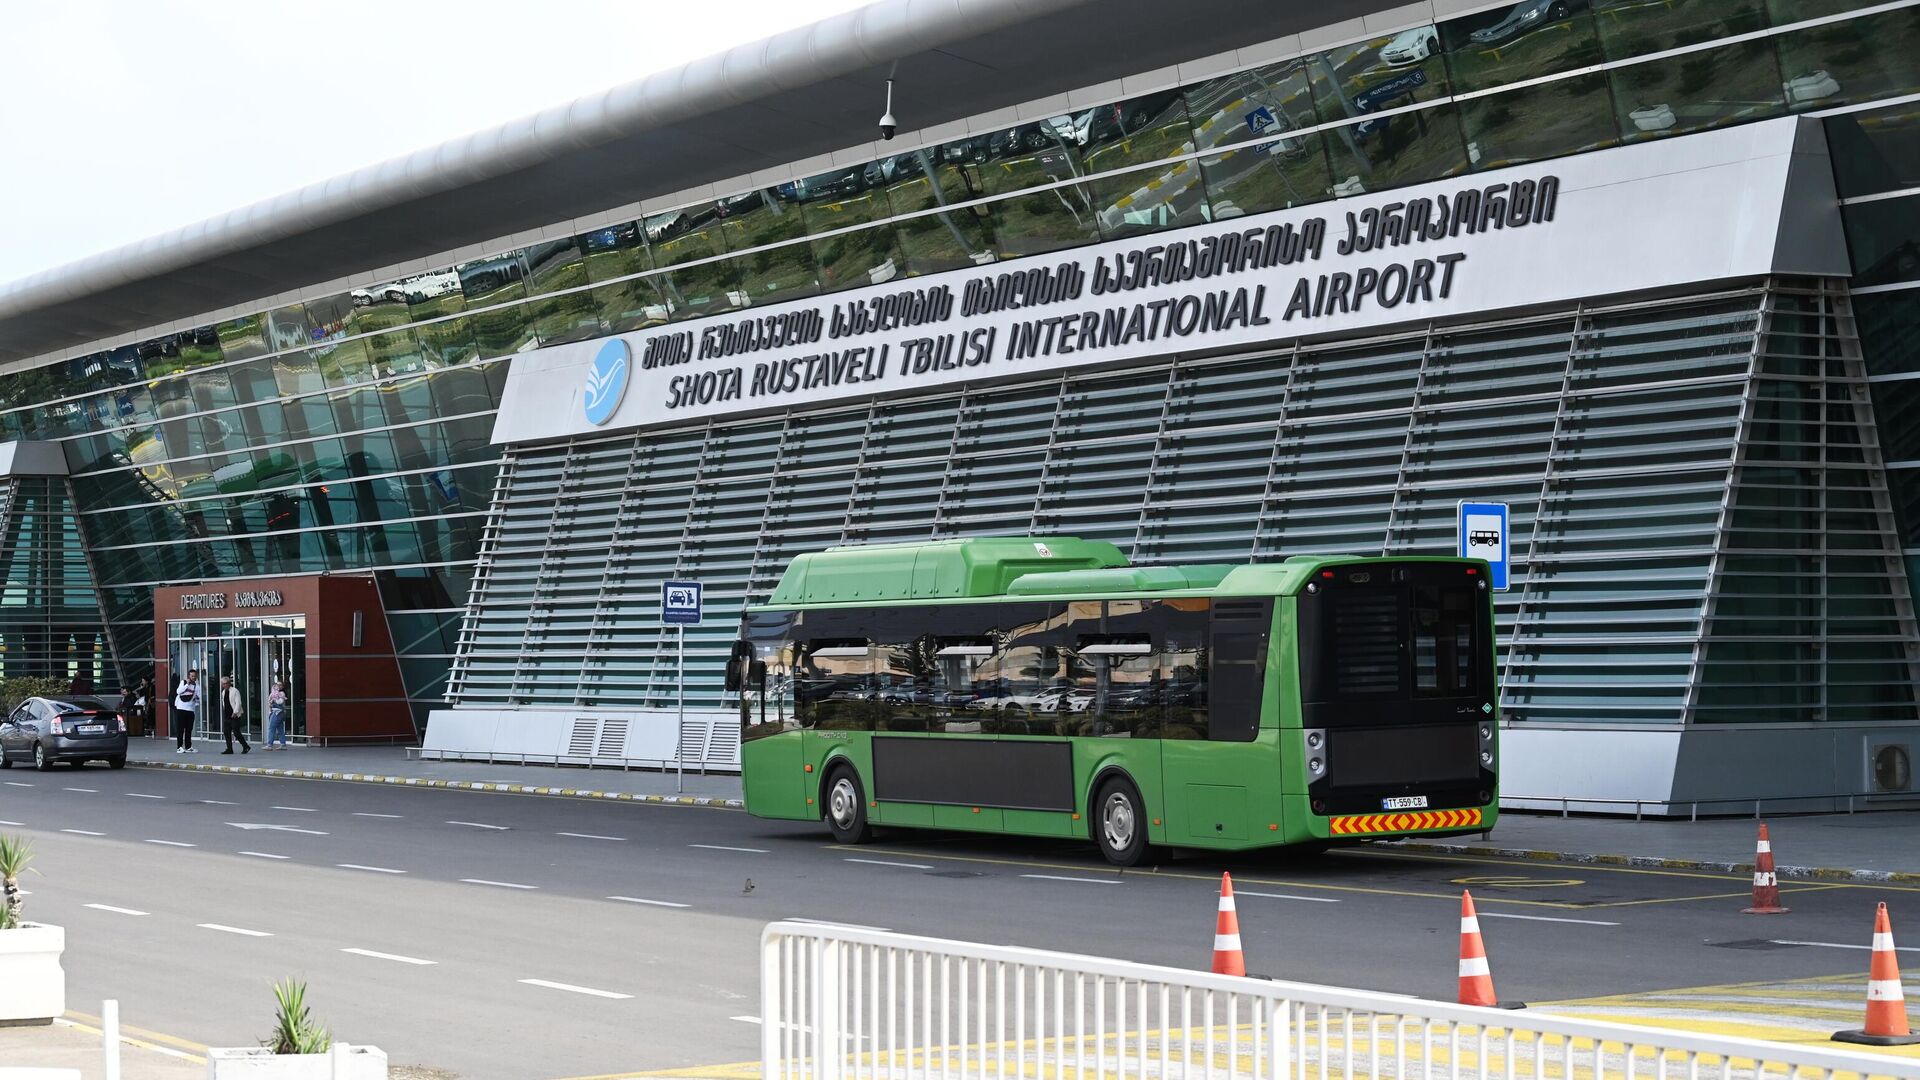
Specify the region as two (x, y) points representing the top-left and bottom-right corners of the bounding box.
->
(166, 618), (306, 743)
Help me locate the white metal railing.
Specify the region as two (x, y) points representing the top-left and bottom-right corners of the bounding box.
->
(760, 922), (1920, 1080)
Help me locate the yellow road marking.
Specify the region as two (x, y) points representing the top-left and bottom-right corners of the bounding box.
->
(61, 1009), (208, 1062)
(1350, 847), (1920, 893)
(1575, 884), (1847, 909)
(1452, 875), (1586, 888)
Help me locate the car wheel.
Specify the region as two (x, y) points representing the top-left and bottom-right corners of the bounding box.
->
(1092, 775), (1151, 867)
(108, 756), (126, 770)
(0, 750), (10, 769)
(34, 743), (52, 772)
(823, 764), (875, 845)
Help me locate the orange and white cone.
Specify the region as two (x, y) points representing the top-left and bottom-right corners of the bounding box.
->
(1834, 903), (1920, 1045)
(1459, 891), (1524, 1009)
(1742, 823), (1789, 915)
(1212, 872), (1246, 977)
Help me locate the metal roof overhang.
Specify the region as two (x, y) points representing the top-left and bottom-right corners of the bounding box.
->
(0, 0), (1403, 367)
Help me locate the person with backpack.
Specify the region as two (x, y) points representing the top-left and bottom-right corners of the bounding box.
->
(218, 674), (251, 755)
(172, 669), (201, 753)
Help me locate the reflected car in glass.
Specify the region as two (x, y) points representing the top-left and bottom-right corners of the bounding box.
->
(0, 696), (128, 771)
(1469, 0), (1571, 44)
(1380, 26), (1441, 65)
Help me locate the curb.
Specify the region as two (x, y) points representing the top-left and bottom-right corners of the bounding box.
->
(127, 758), (745, 810)
(1390, 839), (1920, 885)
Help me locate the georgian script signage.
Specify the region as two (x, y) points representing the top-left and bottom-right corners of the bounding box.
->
(492, 117), (1844, 446)
(174, 589), (285, 612)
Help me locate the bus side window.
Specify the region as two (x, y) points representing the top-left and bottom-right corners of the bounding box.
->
(1210, 600), (1272, 742)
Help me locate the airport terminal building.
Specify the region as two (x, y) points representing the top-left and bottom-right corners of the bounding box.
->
(1, 0), (1918, 810)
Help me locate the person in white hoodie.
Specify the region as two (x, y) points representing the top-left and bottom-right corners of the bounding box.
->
(171, 669), (201, 753)
(218, 674), (251, 755)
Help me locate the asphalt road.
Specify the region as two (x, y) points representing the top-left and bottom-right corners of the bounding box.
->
(2, 764), (1913, 1079)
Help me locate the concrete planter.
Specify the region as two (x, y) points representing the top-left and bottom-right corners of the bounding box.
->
(0, 922), (66, 1023)
(205, 1044), (387, 1078)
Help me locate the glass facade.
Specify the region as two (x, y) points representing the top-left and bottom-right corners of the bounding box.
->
(0, 477), (112, 688)
(0, 0), (1916, 731)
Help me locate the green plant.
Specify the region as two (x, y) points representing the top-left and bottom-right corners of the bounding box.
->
(1, 677), (75, 712)
(0, 834), (37, 930)
(266, 979), (332, 1055)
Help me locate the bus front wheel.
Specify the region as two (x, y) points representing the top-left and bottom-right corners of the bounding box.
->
(824, 765), (875, 845)
(1092, 776), (1150, 867)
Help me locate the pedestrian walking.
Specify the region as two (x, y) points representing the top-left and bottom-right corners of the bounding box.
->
(133, 676), (154, 738)
(218, 675), (251, 755)
(264, 680), (290, 750)
(172, 669), (201, 753)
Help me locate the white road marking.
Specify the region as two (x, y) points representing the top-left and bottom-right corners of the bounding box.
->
(353, 813), (403, 819)
(240, 851), (290, 860)
(199, 923), (273, 937)
(200, 800), (238, 805)
(338, 863), (406, 874)
(608, 896), (690, 909)
(845, 858), (933, 870)
(271, 806), (319, 813)
(519, 978), (632, 1000)
(1773, 938), (1920, 953)
(60, 829), (105, 836)
(343, 947), (435, 965)
(228, 822), (328, 835)
(788, 917), (893, 931)
(461, 878), (538, 890)
(447, 820), (510, 830)
(84, 904), (149, 916)
(1480, 912), (1620, 926)
(62, 787), (98, 793)
(0, 820), (22, 826)
(558, 832), (625, 841)
(4, 781), (33, 787)
(1237, 891), (1342, 904)
(731, 1016), (763, 1025)
(1020, 874), (1119, 886)
(125, 793), (166, 800)
(689, 843), (768, 853)
(143, 839), (196, 848)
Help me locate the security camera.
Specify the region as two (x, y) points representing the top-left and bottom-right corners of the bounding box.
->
(879, 78), (897, 140)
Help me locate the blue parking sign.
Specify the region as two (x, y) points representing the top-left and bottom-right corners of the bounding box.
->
(661, 580), (703, 625)
(1457, 502), (1511, 591)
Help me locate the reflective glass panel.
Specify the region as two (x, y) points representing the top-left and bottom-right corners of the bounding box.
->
(876, 149), (999, 274)
(1772, 8), (1920, 112)
(1321, 102), (1470, 193)
(1856, 289), (1920, 377)
(1078, 91), (1211, 238)
(1827, 100), (1920, 197)
(1188, 59), (1334, 216)
(524, 239), (602, 346)
(1442, 0), (1603, 93)
(1843, 195), (1920, 286)
(1591, 0), (1770, 59)
(648, 205), (743, 320)
(1607, 37), (1785, 141)
(716, 189), (820, 304)
(1459, 72), (1618, 169)
(796, 168), (905, 292)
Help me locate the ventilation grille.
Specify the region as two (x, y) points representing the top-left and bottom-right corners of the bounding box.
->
(596, 717), (630, 757)
(567, 718), (597, 757)
(1332, 593), (1402, 696)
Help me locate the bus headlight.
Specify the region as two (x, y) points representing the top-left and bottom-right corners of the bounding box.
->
(1480, 724), (1492, 742)
(1308, 757), (1324, 775)
(1306, 731), (1323, 749)
(1480, 750), (1494, 766)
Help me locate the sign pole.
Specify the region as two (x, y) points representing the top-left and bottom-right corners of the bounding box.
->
(676, 625), (685, 794)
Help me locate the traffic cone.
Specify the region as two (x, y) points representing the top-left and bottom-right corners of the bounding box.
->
(1459, 891), (1524, 1009)
(1833, 903), (1920, 1045)
(1212, 872), (1246, 977)
(1742, 823), (1789, 915)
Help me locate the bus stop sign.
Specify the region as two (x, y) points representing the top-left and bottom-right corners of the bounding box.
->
(1457, 502), (1510, 591)
(661, 580), (703, 624)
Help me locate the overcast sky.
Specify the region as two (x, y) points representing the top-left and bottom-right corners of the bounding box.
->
(0, 1), (877, 288)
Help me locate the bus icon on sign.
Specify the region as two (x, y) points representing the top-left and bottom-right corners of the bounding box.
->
(1468, 529), (1500, 547)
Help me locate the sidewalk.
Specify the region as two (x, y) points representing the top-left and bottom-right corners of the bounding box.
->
(123, 735), (744, 807)
(123, 735), (1920, 881)
(1394, 807), (1920, 883)
(0, 1017), (201, 1079)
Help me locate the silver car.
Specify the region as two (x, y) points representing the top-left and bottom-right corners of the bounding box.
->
(0, 696), (128, 771)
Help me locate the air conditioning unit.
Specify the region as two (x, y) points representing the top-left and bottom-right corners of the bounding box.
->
(1867, 742), (1914, 794)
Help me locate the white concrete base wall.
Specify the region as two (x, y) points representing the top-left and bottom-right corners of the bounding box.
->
(1501, 723), (1920, 815)
(0, 923), (65, 1023)
(206, 1045), (386, 1079)
(422, 708), (741, 772)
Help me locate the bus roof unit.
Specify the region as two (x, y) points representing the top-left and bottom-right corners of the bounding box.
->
(764, 536), (1126, 605)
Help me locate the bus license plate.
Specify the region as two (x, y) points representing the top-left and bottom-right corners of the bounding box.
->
(1382, 796), (1428, 810)
(78, 725), (104, 734)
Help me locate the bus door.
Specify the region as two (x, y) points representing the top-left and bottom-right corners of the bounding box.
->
(1156, 597), (1275, 845)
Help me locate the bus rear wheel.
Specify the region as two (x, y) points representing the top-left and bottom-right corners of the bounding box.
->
(824, 765), (875, 845)
(1093, 776), (1150, 866)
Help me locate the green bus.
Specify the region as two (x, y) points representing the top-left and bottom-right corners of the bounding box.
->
(727, 537), (1499, 865)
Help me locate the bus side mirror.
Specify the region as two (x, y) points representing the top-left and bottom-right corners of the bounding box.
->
(749, 660), (768, 693)
(724, 640), (754, 693)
